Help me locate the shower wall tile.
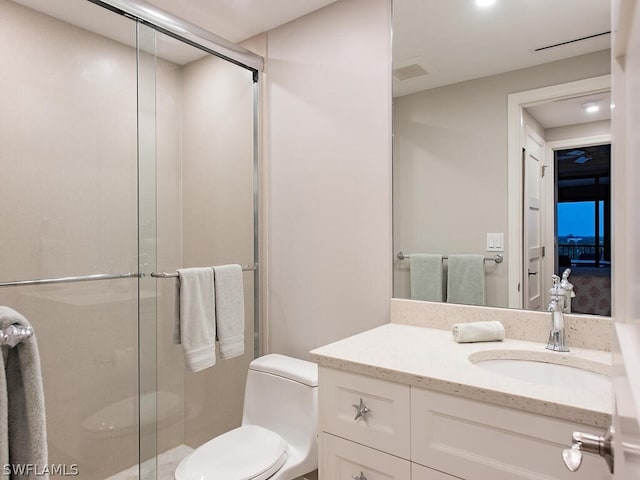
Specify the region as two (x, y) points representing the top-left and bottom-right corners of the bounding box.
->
(180, 53), (256, 448)
(156, 55), (187, 455)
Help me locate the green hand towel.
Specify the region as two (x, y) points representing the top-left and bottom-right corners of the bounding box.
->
(410, 254), (443, 301)
(447, 254), (486, 306)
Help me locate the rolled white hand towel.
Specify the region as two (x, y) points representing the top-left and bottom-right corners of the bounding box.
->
(452, 320), (505, 343)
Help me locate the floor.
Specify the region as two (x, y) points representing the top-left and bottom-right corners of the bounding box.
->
(104, 444), (194, 480)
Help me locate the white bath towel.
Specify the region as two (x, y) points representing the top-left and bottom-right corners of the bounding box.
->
(213, 265), (245, 359)
(452, 320), (505, 343)
(0, 306), (48, 480)
(176, 268), (217, 372)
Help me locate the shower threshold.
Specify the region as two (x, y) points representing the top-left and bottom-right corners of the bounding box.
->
(104, 444), (194, 480)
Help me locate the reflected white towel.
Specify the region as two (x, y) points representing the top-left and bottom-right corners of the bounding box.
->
(213, 265), (245, 359)
(176, 268), (216, 372)
(452, 321), (505, 343)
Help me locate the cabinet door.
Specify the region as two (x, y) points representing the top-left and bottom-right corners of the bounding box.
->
(411, 388), (611, 480)
(319, 367), (411, 458)
(412, 463), (462, 480)
(320, 432), (410, 480)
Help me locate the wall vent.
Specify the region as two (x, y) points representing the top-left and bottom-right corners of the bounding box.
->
(393, 64), (428, 81)
(534, 31), (610, 52)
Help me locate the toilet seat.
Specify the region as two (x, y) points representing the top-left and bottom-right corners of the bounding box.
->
(174, 424), (288, 480)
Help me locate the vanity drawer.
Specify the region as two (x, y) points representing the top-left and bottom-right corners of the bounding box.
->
(319, 367), (410, 458)
(321, 432), (410, 480)
(411, 388), (611, 480)
(412, 463), (462, 480)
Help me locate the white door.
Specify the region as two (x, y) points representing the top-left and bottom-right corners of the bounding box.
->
(523, 126), (546, 311)
(610, 0), (640, 477)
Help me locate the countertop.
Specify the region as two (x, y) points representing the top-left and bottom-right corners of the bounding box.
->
(310, 323), (612, 428)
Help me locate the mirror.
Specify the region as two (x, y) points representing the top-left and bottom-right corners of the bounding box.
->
(392, 0), (612, 316)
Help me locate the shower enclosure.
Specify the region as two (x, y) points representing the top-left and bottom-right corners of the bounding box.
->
(0, 0), (261, 478)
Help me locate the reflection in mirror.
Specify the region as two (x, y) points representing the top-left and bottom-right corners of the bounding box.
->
(392, 0), (612, 316)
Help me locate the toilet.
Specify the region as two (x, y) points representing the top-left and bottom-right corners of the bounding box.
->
(175, 354), (318, 480)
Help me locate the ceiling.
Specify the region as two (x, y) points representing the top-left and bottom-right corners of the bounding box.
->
(526, 92), (612, 129)
(393, 0), (611, 97)
(144, 0), (339, 43)
(557, 144), (611, 180)
(11, 0), (338, 65)
(14, 0), (611, 100)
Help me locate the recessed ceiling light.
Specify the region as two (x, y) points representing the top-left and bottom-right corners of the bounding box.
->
(610, 103), (616, 109)
(582, 101), (600, 113)
(476, 0), (496, 6)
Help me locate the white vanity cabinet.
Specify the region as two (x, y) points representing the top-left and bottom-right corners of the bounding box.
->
(318, 366), (611, 480)
(318, 367), (411, 457)
(411, 388), (611, 480)
(319, 367), (413, 480)
(322, 433), (411, 480)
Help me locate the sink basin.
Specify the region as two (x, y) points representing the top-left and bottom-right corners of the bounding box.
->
(469, 351), (611, 391)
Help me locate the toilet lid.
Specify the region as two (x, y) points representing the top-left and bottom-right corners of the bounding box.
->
(175, 425), (288, 480)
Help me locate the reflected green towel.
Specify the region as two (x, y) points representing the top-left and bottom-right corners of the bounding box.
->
(447, 254), (486, 305)
(410, 254), (443, 301)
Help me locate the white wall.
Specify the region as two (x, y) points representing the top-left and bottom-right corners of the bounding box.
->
(545, 119), (611, 143)
(611, 1), (640, 475)
(264, 0), (393, 359)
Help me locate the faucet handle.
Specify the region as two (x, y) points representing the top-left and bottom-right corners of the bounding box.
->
(560, 270), (576, 298)
(549, 274), (565, 297)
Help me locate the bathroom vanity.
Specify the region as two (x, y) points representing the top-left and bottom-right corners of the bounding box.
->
(310, 300), (613, 480)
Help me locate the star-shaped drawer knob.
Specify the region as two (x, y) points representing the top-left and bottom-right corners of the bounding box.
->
(352, 398), (371, 423)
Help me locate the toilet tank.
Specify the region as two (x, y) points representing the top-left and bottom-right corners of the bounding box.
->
(242, 354), (318, 454)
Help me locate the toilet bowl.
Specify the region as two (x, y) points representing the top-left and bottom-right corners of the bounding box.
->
(175, 354), (318, 480)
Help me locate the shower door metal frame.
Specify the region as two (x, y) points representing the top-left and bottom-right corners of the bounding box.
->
(88, 0), (263, 73)
(85, 1), (263, 477)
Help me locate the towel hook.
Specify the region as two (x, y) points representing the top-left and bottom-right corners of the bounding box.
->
(0, 324), (34, 348)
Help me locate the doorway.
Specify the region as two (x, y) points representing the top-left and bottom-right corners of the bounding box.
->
(507, 75), (611, 310)
(554, 142), (611, 315)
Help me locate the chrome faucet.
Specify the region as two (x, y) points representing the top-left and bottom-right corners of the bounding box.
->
(546, 274), (570, 352)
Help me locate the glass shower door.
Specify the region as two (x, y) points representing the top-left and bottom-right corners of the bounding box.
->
(145, 25), (258, 475)
(1, 2), (259, 478)
(137, 21), (160, 480)
(0, 1), (141, 478)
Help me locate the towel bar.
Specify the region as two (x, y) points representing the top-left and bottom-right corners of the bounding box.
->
(397, 252), (503, 264)
(0, 272), (142, 288)
(0, 324), (33, 348)
(151, 264), (258, 278)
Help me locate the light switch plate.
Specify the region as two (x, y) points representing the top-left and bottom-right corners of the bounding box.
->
(487, 232), (504, 252)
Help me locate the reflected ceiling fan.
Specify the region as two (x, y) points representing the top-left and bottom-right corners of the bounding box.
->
(558, 149), (591, 164)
